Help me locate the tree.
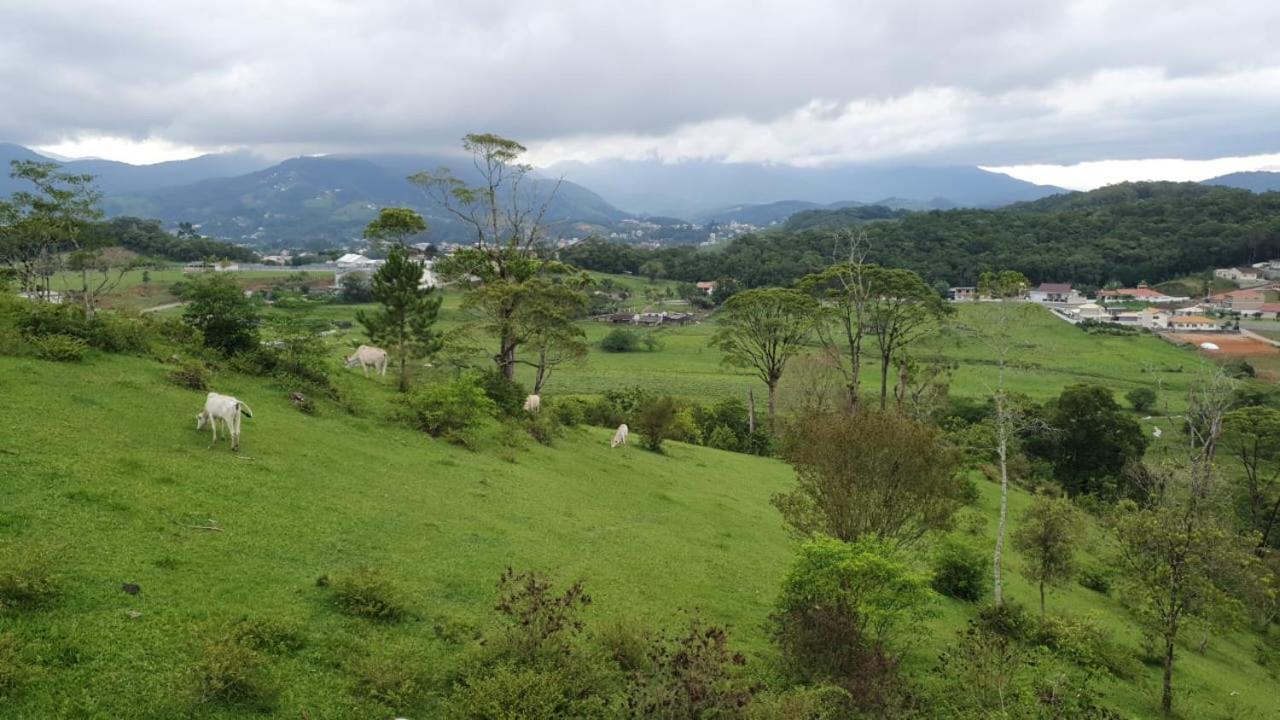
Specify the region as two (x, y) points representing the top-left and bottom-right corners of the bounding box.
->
(1039, 384), (1148, 497)
(798, 230), (874, 413)
(636, 395), (677, 453)
(1222, 406), (1280, 550)
(356, 244), (442, 391)
(339, 272), (374, 303)
(1, 160), (105, 314)
(181, 273), (259, 356)
(864, 267), (950, 409)
(1011, 495), (1080, 619)
(1126, 386), (1157, 413)
(709, 288), (817, 426)
(412, 134), (564, 381)
(773, 410), (967, 548)
(769, 536), (934, 708)
(512, 279), (589, 394)
(639, 260), (666, 282)
(362, 206), (427, 248)
(969, 270), (1034, 607)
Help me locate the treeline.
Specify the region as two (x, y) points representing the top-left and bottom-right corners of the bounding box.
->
(83, 216), (259, 263)
(559, 182), (1280, 289)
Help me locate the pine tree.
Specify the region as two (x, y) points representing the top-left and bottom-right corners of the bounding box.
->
(356, 244), (442, 391)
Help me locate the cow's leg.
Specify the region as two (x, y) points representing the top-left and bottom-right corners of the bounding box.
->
(230, 415), (240, 452)
(209, 417), (218, 447)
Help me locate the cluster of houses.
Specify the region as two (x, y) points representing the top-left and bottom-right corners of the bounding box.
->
(332, 252), (439, 289)
(599, 311), (697, 327)
(948, 279), (1280, 333)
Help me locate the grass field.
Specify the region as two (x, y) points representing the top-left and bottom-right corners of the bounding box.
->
(1, 349), (1276, 718)
(45, 267), (335, 311)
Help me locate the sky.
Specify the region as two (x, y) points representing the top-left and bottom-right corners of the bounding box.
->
(4, 0), (1280, 189)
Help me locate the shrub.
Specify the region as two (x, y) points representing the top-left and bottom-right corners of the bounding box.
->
(445, 665), (607, 720)
(328, 567), (411, 621)
(181, 273), (260, 356)
(600, 327), (640, 352)
(477, 368), (527, 417)
(550, 396), (589, 427)
(0, 542), (61, 611)
(1125, 387), (1157, 413)
(665, 408), (703, 445)
(636, 395), (677, 452)
(931, 539), (987, 602)
(31, 334), (87, 362)
(167, 361), (210, 391)
(622, 619), (753, 719)
(395, 373), (496, 437)
(706, 424), (738, 451)
(223, 617), (305, 654)
(1033, 614), (1140, 679)
(187, 638), (277, 709)
(748, 685), (853, 720)
(493, 568), (591, 663)
(975, 600), (1034, 640)
(86, 312), (153, 354)
(594, 619), (654, 673)
(349, 652), (428, 715)
(1225, 358), (1257, 379)
(525, 413), (559, 446)
(1077, 564), (1113, 595)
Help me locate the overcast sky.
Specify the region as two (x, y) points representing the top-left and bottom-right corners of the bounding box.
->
(4, 0), (1280, 189)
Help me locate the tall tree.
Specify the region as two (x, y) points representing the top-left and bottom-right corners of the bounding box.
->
(363, 206), (427, 248)
(411, 134), (563, 381)
(970, 270), (1033, 607)
(1011, 495), (1080, 619)
(710, 288), (817, 425)
(798, 230), (874, 413)
(1222, 407), (1280, 550)
(356, 244), (442, 391)
(1040, 384), (1149, 496)
(512, 279), (589, 394)
(864, 267), (950, 409)
(773, 409), (966, 548)
(182, 273), (260, 356)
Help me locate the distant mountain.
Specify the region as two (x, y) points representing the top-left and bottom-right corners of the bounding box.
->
(546, 159), (1065, 217)
(1008, 181), (1223, 213)
(700, 196), (957, 226)
(99, 154), (630, 246)
(1202, 171), (1280, 193)
(0, 144), (272, 197)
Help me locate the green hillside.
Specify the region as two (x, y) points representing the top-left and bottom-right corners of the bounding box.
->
(1, 345), (1276, 718)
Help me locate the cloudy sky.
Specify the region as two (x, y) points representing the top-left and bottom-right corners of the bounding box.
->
(3, 0), (1280, 188)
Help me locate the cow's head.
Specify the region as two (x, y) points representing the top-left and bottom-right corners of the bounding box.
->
(196, 411), (208, 430)
(344, 354), (360, 368)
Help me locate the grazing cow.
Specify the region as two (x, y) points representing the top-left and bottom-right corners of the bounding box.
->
(611, 423), (629, 448)
(345, 345), (389, 378)
(196, 392), (254, 451)
(523, 394), (541, 414)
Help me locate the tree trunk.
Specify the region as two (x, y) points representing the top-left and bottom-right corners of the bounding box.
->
(766, 382), (777, 430)
(993, 410), (1009, 607)
(398, 353), (409, 393)
(747, 389), (756, 435)
(1161, 636), (1175, 716)
(1197, 628), (1208, 654)
(879, 354), (891, 410)
(1039, 580), (1046, 620)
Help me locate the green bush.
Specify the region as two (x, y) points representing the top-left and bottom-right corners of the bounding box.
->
(32, 334), (87, 362)
(187, 638), (277, 709)
(327, 566), (411, 621)
(706, 425), (738, 451)
(1077, 564), (1113, 595)
(349, 652), (428, 715)
(525, 412), (559, 446)
(600, 327), (640, 352)
(1033, 614), (1139, 679)
(748, 685), (854, 720)
(975, 600), (1034, 640)
(665, 408), (703, 445)
(181, 273), (260, 356)
(636, 395), (677, 452)
(167, 361), (211, 391)
(0, 543), (61, 611)
(930, 539), (987, 602)
(477, 368), (527, 417)
(222, 617), (305, 655)
(395, 373), (496, 437)
(86, 312), (153, 354)
(550, 396), (589, 427)
(445, 665), (608, 720)
(1125, 387), (1157, 413)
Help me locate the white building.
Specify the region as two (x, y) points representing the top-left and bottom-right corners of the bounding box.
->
(1028, 282), (1085, 305)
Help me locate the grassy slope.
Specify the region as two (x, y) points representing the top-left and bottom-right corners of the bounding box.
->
(0, 352), (794, 718)
(1, 349), (1277, 718)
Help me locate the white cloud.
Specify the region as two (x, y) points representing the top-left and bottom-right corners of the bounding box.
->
(984, 154), (1280, 191)
(34, 135), (221, 164)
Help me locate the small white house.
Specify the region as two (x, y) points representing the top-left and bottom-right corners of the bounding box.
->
(1139, 307), (1170, 329)
(1029, 282), (1084, 305)
(1214, 267), (1262, 283)
(1073, 302), (1107, 321)
(1168, 315), (1222, 332)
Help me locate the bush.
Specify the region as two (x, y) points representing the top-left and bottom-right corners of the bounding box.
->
(85, 312), (153, 354)
(665, 408), (703, 445)
(636, 395), (677, 452)
(349, 652), (428, 715)
(188, 638), (277, 709)
(975, 600), (1034, 640)
(550, 396), (589, 427)
(525, 412), (559, 446)
(748, 686), (854, 720)
(395, 373), (496, 437)
(167, 361), (211, 391)
(477, 368), (527, 417)
(600, 327), (640, 352)
(1077, 564), (1113, 595)
(706, 424), (738, 451)
(222, 617), (305, 655)
(622, 619), (754, 719)
(445, 665), (607, 720)
(181, 273), (260, 356)
(327, 567), (411, 621)
(931, 539), (987, 602)
(1033, 614), (1139, 679)
(0, 543), (61, 611)
(31, 334), (87, 362)
(1225, 358), (1257, 379)
(1125, 387), (1157, 413)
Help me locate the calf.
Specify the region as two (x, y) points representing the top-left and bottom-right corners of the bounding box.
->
(196, 392), (254, 452)
(611, 423), (629, 448)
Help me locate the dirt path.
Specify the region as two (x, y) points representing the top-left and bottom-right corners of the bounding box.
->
(140, 302), (185, 314)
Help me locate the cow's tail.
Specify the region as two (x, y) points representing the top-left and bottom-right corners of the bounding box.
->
(238, 402), (254, 418)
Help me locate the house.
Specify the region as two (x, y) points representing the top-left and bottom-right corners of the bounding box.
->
(1168, 315), (1222, 332)
(1109, 310), (1143, 326)
(1214, 267), (1262, 283)
(419, 259), (439, 289)
(1173, 305), (1207, 316)
(334, 253), (378, 270)
(695, 281), (718, 295)
(663, 312), (695, 326)
(1139, 307), (1170, 329)
(1028, 282), (1084, 305)
(1071, 302), (1107, 321)
(1096, 282), (1188, 304)
(636, 313), (664, 326)
(948, 286), (977, 302)
(1208, 288), (1265, 312)
(608, 312), (637, 324)
(1253, 302), (1280, 320)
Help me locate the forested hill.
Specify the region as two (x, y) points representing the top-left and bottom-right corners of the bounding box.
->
(561, 182), (1280, 290)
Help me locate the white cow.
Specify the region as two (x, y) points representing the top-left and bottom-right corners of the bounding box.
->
(523, 394), (541, 414)
(345, 345), (389, 378)
(196, 392), (254, 451)
(611, 423), (629, 448)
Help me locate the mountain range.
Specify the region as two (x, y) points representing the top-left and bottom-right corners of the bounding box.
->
(6, 141), (1280, 247)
